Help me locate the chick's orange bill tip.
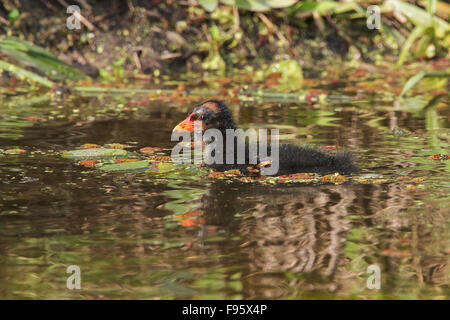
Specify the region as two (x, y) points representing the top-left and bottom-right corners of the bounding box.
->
(173, 114), (195, 133)
(173, 121), (194, 133)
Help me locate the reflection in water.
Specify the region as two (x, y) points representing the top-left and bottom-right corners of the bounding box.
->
(196, 181), (448, 298)
(0, 94), (448, 299)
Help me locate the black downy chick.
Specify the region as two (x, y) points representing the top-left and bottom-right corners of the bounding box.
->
(172, 100), (357, 175)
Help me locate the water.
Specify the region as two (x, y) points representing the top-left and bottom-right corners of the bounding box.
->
(0, 81), (448, 299)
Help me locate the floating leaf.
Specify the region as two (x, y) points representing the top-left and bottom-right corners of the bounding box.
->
(247, 165), (260, 174)
(62, 148), (127, 160)
(224, 169), (242, 176)
(156, 162), (177, 173)
(100, 160), (150, 171)
(4, 148), (27, 154)
(139, 147), (163, 155)
(114, 158), (139, 163)
(209, 171), (225, 178)
(147, 156), (172, 162)
(78, 160), (99, 168)
(238, 176), (255, 183)
(321, 173), (348, 184)
(357, 177), (389, 184)
(289, 173), (315, 180)
(82, 143), (100, 149)
(106, 143), (128, 149)
(257, 160), (272, 168)
(359, 174), (383, 179)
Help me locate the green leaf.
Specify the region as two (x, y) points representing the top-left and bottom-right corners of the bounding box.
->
(233, 0), (271, 12)
(400, 71), (450, 96)
(0, 37), (87, 81)
(0, 59), (54, 87)
(199, 0), (219, 12)
(222, 0), (298, 11)
(61, 148), (128, 160)
(265, 60), (303, 91)
(264, 0), (298, 9)
(0, 118), (32, 139)
(100, 160), (150, 171)
(397, 25), (427, 66)
(416, 31), (433, 58)
(202, 49), (226, 72)
(385, 0), (450, 37)
(99, 69), (113, 81)
(113, 57), (126, 66)
(288, 0), (359, 16)
(427, 0), (437, 16)
(344, 241), (361, 260)
(291, 1), (340, 14)
(8, 9), (20, 22)
(156, 162), (178, 173)
(210, 24), (221, 41)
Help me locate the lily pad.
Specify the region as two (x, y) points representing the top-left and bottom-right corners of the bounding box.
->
(139, 147), (163, 154)
(81, 143), (100, 149)
(149, 162), (178, 174)
(100, 160), (150, 171)
(78, 160), (99, 168)
(4, 148), (27, 154)
(62, 148), (128, 160)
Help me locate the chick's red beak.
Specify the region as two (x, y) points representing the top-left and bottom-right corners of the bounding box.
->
(173, 114), (195, 133)
(173, 113), (206, 132)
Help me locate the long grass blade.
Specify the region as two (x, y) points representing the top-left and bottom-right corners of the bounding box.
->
(0, 37), (87, 81)
(0, 59), (55, 87)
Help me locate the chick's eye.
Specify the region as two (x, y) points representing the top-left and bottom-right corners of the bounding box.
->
(200, 114), (207, 120)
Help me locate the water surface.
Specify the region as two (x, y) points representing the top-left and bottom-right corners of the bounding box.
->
(0, 79), (448, 299)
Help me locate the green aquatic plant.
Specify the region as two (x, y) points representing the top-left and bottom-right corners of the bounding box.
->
(400, 71), (449, 97)
(384, 0), (450, 65)
(0, 37), (87, 81)
(100, 160), (150, 171)
(61, 148), (128, 160)
(199, 0), (298, 12)
(8, 8), (20, 23)
(202, 24), (226, 72)
(264, 60), (304, 91)
(287, 0), (364, 17)
(0, 60), (54, 87)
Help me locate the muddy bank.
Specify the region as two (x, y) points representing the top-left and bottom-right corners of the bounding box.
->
(1, 0), (392, 78)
